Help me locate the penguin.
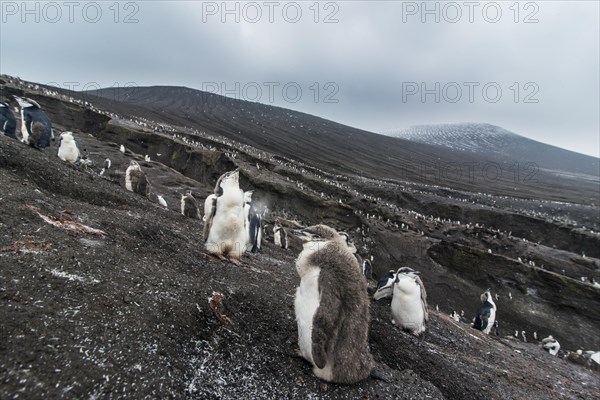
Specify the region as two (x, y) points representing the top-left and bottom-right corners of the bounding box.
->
(362, 258), (373, 280)
(56, 132), (80, 163)
(100, 158), (111, 176)
(247, 204), (263, 254)
(373, 270), (397, 300)
(541, 336), (560, 356)
(472, 289), (496, 335)
(14, 96), (53, 148)
(120, 144), (126, 153)
(292, 224), (373, 384)
(203, 170), (246, 261)
(390, 267), (428, 336)
(273, 221), (288, 249)
(157, 195), (168, 208)
(450, 311), (460, 323)
(243, 191), (254, 252)
(0, 102), (17, 139)
(493, 320), (499, 336)
(181, 192), (199, 219)
(125, 160), (151, 197)
(338, 232), (357, 254)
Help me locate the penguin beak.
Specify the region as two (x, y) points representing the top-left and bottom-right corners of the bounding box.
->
(292, 229), (313, 242)
(373, 279), (395, 300)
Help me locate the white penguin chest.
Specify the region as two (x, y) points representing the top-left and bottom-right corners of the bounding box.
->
(391, 285), (423, 324)
(58, 140), (79, 163)
(295, 267), (321, 364)
(484, 304), (496, 334)
(212, 192), (244, 231)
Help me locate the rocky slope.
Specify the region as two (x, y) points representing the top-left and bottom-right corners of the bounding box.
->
(388, 123), (599, 178)
(1, 77), (599, 399)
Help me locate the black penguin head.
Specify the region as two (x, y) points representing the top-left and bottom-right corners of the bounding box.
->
(292, 224), (338, 243)
(373, 270), (397, 300)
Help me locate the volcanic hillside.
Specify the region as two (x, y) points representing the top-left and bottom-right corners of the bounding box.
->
(389, 123), (599, 178)
(1, 75), (599, 399)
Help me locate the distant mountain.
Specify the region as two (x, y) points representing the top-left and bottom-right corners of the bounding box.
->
(387, 123), (599, 177)
(78, 86), (598, 203)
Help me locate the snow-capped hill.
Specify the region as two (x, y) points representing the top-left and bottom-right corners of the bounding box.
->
(388, 123), (599, 177)
(389, 123), (518, 153)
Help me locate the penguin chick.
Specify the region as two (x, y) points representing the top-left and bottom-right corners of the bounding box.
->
(292, 225), (373, 384)
(473, 289), (496, 335)
(390, 267), (428, 336)
(203, 169), (246, 259)
(181, 192), (200, 219)
(57, 131), (80, 163)
(125, 160), (151, 197)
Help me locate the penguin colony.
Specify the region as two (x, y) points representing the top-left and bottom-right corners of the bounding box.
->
(1, 91), (574, 385)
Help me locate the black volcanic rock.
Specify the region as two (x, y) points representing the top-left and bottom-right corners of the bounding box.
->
(1, 77), (599, 399)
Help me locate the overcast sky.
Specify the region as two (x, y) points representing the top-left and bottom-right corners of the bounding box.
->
(1, 1), (598, 157)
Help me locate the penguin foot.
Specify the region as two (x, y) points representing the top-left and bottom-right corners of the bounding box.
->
(370, 366), (391, 383)
(228, 257), (242, 267)
(294, 349), (312, 365)
(199, 252), (226, 263)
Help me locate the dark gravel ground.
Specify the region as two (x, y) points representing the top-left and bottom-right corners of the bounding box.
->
(1, 134), (599, 400)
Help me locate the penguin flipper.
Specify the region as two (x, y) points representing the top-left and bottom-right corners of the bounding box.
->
(417, 276), (429, 322)
(311, 295), (342, 369)
(202, 195), (217, 242)
(478, 308), (491, 331)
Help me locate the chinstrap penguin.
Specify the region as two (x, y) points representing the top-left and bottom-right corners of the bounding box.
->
(14, 96), (53, 148)
(390, 267), (428, 336)
(157, 195), (168, 208)
(203, 170), (246, 261)
(57, 132), (81, 163)
(472, 289), (496, 335)
(273, 221), (288, 249)
(542, 336), (560, 356)
(292, 224), (373, 384)
(243, 191), (254, 252)
(362, 258), (373, 280)
(247, 203), (264, 253)
(0, 102), (17, 139)
(373, 270), (397, 300)
(100, 158), (112, 175)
